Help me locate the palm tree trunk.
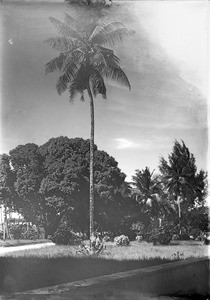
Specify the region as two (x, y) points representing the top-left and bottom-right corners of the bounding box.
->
(87, 84), (95, 241)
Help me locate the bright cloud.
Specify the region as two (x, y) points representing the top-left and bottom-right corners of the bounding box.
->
(115, 138), (152, 150)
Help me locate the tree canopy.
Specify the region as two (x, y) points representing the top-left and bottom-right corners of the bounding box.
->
(7, 137), (129, 237)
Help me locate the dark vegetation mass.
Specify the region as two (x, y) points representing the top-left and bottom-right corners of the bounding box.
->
(0, 138), (208, 246)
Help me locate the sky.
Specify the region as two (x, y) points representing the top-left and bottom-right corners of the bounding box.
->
(0, 0), (209, 181)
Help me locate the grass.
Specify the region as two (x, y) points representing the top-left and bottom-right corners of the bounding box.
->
(0, 240), (208, 293)
(2, 240), (207, 260)
(0, 239), (50, 247)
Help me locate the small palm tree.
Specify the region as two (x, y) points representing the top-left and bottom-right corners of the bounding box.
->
(45, 13), (134, 241)
(132, 167), (168, 224)
(132, 167), (161, 223)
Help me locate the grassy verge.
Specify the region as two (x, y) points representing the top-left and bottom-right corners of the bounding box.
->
(0, 239), (50, 248)
(2, 240), (207, 260)
(0, 240), (208, 293)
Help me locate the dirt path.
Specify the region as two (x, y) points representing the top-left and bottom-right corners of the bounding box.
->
(0, 242), (54, 256)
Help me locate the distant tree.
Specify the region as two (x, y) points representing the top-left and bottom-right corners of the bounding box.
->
(9, 137), (129, 237)
(45, 13), (133, 241)
(159, 140), (206, 234)
(65, 0), (113, 7)
(132, 167), (172, 227)
(0, 154), (15, 239)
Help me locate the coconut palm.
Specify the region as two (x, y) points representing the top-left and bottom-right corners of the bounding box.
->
(132, 167), (171, 225)
(159, 140), (199, 234)
(45, 13), (133, 241)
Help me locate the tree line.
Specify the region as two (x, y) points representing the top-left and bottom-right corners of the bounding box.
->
(0, 137), (208, 240)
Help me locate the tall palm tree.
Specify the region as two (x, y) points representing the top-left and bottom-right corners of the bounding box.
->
(45, 13), (133, 241)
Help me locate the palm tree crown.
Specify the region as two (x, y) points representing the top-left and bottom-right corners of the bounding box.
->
(45, 13), (134, 100)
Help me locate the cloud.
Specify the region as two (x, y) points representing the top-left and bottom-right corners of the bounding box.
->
(115, 137), (152, 150)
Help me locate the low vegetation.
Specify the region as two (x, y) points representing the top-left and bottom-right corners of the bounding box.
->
(1, 240), (207, 260)
(0, 240), (207, 293)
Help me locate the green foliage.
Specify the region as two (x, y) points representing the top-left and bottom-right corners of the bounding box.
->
(9, 224), (24, 240)
(148, 224), (174, 246)
(132, 167), (172, 220)
(9, 224), (39, 240)
(7, 137), (130, 237)
(114, 234), (130, 246)
(51, 224), (82, 245)
(45, 13), (133, 101)
(159, 140), (205, 207)
(65, 0), (113, 6)
(131, 221), (145, 235)
(0, 154), (15, 206)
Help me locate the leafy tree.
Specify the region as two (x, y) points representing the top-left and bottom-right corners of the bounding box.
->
(0, 154), (15, 239)
(45, 13), (134, 240)
(8, 137), (129, 237)
(132, 167), (171, 227)
(159, 140), (206, 234)
(65, 0), (113, 7)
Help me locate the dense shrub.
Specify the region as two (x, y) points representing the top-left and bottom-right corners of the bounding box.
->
(22, 227), (39, 240)
(179, 233), (191, 241)
(51, 224), (82, 245)
(9, 224), (39, 240)
(131, 221), (145, 236)
(148, 225), (174, 245)
(9, 224), (24, 239)
(114, 235), (130, 246)
(0, 230), (3, 240)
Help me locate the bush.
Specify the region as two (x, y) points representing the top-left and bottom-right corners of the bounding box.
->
(131, 221), (145, 235)
(148, 225), (174, 245)
(22, 227), (39, 240)
(114, 235), (130, 246)
(9, 224), (40, 240)
(51, 224), (82, 245)
(9, 224), (25, 239)
(179, 233), (191, 241)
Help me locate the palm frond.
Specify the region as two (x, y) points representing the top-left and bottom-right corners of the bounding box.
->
(49, 17), (83, 40)
(90, 21), (130, 43)
(92, 27), (135, 47)
(45, 53), (67, 74)
(62, 48), (84, 73)
(56, 65), (78, 95)
(44, 37), (76, 52)
(89, 70), (106, 98)
(63, 13), (80, 30)
(106, 65), (131, 90)
(69, 79), (79, 102)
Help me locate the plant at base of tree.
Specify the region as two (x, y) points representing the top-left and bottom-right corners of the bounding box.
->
(147, 223), (174, 245)
(114, 234), (130, 246)
(172, 251), (184, 260)
(131, 221), (146, 242)
(51, 224), (82, 245)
